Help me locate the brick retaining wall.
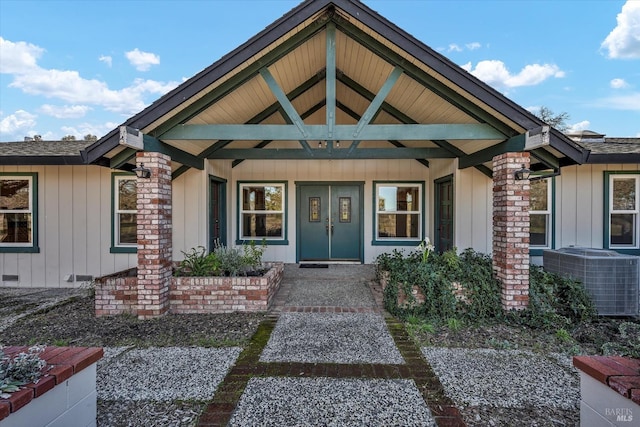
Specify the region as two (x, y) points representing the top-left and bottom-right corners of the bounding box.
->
(94, 262), (284, 317)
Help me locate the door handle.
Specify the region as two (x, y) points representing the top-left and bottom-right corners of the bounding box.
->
(325, 218), (334, 235)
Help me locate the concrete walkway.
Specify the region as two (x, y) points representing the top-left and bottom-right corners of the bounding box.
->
(197, 264), (465, 426)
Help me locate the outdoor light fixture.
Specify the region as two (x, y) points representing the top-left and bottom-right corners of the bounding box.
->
(132, 163), (151, 179)
(318, 141), (322, 148)
(336, 140), (340, 148)
(514, 164), (531, 181)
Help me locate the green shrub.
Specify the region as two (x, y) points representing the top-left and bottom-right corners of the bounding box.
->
(174, 246), (220, 277)
(1, 345), (48, 398)
(602, 322), (640, 358)
(376, 247), (596, 329)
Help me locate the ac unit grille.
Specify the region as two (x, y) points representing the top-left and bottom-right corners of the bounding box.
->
(543, 248), (639, 316)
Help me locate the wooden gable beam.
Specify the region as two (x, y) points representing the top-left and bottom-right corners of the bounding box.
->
(143, 135), (204, 170)
(457, 134), (525, 169)
(332, 15), (516, 138)
(212, 147), (454, 160)
(326, 21), (337, 140)
(152, 16), (329, 137)
(337, 71), (492, 177)
(337, 100), (429, 168)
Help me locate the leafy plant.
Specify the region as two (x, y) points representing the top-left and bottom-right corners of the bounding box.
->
(1, 345), (48, 398)
(214, 244), (245, 277)
(174, 246), (220, 277)
(242, 239), (267, 272)
(602, 322), (640, 358)
(555, 328), (573, 343)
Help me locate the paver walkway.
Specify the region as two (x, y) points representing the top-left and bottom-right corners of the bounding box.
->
(197, 264), (466, 426)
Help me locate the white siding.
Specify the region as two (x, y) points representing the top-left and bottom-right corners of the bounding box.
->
(0, 165), (136, 288)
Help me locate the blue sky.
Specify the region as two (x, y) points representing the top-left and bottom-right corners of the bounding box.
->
(0, 0), (638, 142)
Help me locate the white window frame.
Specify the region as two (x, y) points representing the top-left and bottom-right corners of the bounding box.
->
(239, 182), (285, 241)
(0, 175), (34, 248)
(529, 178), (552, 249)
(114, 175), (137, 248)
(609, 174), (639, 249)
(374, 182), (422, 241)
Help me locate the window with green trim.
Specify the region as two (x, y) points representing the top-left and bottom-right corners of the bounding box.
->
(530, 178), (552, 248)
(375, 183), (422, 240)
(608, 174), (639, 249)
(239, 183), (284, 240)
(0, 174), (37, 251)
(113, 175), (137, 248)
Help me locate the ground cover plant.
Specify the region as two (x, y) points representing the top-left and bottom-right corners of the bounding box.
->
(174, 240), (267, 277)
(375, 244), (639, 357)
(1, 345), (48, 398)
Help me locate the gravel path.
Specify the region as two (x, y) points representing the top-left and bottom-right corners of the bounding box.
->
(229, 377), (435, 427)
(98, 347), (241, 401)
(260, 312), (404, 364)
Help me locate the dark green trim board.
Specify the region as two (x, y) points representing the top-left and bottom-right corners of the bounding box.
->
(236, 181), (289, 245)
(603, 171), (640, 255)
(434, 175), (454, 253)
(110, 172), (137, 254)
(371, 180), (425, 246)
(0, 172), (39, 253)
(209, 175), (227, 250)
(529, 177), (556, 257)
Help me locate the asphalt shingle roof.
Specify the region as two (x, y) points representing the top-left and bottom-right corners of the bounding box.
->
(0, 140), (91, 157)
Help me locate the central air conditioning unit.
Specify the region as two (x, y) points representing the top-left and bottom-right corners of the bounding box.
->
(543, 247), (639, 316)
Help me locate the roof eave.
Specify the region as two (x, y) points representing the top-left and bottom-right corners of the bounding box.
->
(0, 156), (85, 166)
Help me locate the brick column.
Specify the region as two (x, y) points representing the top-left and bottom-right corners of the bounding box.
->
(136, 152), (172, 319)
(492, 152), (530, 310)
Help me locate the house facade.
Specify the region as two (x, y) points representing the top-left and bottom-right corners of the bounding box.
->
(2, 0), (639, 314)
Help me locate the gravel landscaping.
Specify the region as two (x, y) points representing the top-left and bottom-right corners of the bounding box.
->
(260, 312), (404, 364)
(229, 377), (435, 427)
(422, 347), (580, 426)
(98, 347), (241, 401)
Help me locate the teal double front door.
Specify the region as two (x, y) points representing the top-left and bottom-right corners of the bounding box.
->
(297, 183), (363, 262)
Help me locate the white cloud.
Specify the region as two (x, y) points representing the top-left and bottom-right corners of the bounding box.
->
(610, 78), (630, 89)
(99, 55), (112, 67)
(466, 42), (481, 50)
(125, 48), (160, 71)
(598, 92), (640, 111)
(39, 104), (91, 118)
(601, 1), (640, 59)
(464, 60), (565, 89)
(1, 37), (180, 116)
(60, 122), (109, 139)
(448, 44), (462, 52)
(0, 37), (44, 74)
(0, 110), (37, 136)
(567, 120), (591, 133)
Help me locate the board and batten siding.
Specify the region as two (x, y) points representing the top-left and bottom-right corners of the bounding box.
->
(554, 163), (640, 250)
(0, 165), (136, 288)
(230, 158), (432, 264)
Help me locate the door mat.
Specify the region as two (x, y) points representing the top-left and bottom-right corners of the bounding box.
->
(299, 264), (329, 268)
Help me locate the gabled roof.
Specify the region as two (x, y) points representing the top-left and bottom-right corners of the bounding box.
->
(0, 140), (90, 165)
(81, 0), (588, 178)
(579, 138), (640, 164)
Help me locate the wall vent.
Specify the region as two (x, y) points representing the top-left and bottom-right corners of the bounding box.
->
(2, 275), (19, 282)
(543, 247), (639, 316)
(76, 275), (94, 282)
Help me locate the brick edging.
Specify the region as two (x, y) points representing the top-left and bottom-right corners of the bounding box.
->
(573, 355), (640, 405)
(0, 346), (103, 418)
(197, 313), (465, 427)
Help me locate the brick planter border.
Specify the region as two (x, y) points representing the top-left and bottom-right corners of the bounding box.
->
(0, 346), (103, 424)
(95, 262), (284, 317)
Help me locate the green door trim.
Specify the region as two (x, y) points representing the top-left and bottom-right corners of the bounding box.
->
(295, 181), (364, 263)
(209, 175), (227, 250)
(434, 174), (454, 253)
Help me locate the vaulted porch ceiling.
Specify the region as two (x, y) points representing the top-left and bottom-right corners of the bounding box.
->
(82, 0), (586, 180)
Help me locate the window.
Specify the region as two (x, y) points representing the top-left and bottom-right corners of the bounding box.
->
(0, 174), (38, 252)
(239, 183), (285, 240)
(112, 174), (137, 252)
(607, 173), (639, 249)
(530, 178), (552, 248)
(375, 183), (422, 242)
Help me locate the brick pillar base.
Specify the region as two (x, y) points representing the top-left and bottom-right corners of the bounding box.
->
(492, 152), (530, 310)
(136, 152), (172, 319)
